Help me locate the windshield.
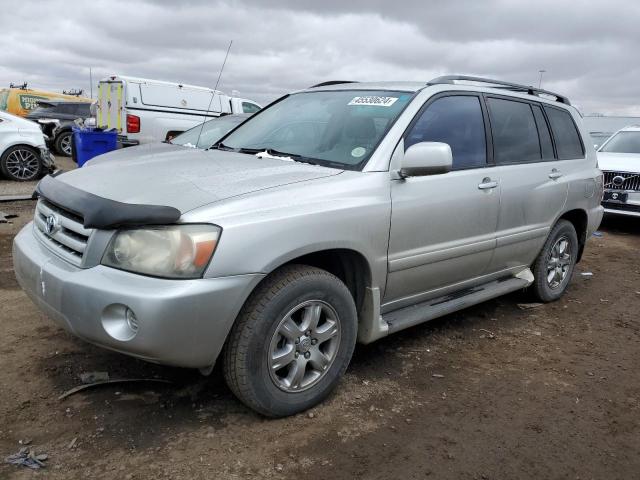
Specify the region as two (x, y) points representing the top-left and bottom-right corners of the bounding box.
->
(600, 131), (640, 154)
(171, 115), (247, 149)
(219, 90), (414, 169)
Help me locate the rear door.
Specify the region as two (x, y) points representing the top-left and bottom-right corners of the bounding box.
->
(485, 96), (570, 273)
(97, 80), (124, 132)
(384, 93), (500, 308)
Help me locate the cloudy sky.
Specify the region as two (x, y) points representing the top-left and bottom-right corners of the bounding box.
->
(1, 0), (638, 115)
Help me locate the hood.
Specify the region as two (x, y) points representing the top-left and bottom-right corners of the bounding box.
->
(597, 152), (640, 173)
(57, 144), (343, 213)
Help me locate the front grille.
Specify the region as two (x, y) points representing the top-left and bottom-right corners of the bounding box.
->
(34, 198), (92, 266)
(603, 171), (640, 191)
(603, 202), (640, 213)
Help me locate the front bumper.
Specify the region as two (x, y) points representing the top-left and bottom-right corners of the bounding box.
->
(13, 223), (264, 368)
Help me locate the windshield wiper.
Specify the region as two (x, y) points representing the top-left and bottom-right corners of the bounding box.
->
(215, 144), (327, 167)
(210, 142), (234, 151)
(256, 148), (320, 165)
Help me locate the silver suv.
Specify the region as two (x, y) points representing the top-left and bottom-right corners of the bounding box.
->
(13, 76), (603, 417)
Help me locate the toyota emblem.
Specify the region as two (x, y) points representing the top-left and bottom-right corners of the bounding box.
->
(45, 214), (59, 235)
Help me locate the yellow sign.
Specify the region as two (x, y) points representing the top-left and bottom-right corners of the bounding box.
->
(0, 88), (92, 117)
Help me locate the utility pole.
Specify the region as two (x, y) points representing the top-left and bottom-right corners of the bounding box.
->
(538, 69), (546, 88)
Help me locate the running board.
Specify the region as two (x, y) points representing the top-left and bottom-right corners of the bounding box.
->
(383, 274), (532, 335)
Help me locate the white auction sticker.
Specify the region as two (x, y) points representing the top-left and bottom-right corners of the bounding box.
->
(348, 96), (398, 107)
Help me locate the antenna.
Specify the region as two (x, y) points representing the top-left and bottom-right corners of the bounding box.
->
(89, 67), (93, 99)
(196, 40), (233, 148)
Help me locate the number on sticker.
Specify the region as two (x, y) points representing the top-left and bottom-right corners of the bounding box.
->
(348, 96), (398, 107)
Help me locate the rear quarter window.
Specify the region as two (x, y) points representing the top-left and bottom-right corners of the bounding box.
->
(544, 106), (584, 160)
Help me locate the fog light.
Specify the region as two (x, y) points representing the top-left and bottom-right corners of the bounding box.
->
(102, 304), (139, 341)
(125, 308), (139, 333)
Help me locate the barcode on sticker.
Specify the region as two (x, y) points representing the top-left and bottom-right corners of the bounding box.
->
(348, 96), (398, 107)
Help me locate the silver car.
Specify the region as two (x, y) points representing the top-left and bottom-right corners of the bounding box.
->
(13, 76), (603, 417)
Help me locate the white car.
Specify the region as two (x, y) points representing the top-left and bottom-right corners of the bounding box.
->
(597, 125), (640, 217)
(0, 110), (54, 182)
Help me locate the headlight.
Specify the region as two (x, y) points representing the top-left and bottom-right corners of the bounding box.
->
(101, 224), (221, 279)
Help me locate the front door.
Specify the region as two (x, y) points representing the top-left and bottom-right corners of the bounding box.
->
(384, 93), (500, 310)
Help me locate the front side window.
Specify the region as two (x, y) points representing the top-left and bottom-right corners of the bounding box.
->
(242, 102), (260, 113)
(600, 131), (640, 154)
(221, 90), (414, 169)
(487, 98), (541, 164)
(171, 115), (246, 149)
(544, 106), (584, 159)
(405, 95), (487, 169)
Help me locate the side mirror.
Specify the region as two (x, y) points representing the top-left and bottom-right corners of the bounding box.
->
(400, 142), (452, 177)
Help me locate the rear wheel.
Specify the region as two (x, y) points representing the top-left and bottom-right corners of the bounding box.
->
(0, 145), (43, 181)
(223, 265), (357, 417)
(530, 220), (578, 302)
(54, 131), (73, 156)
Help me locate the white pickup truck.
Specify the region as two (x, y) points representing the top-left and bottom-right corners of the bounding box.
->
(96, 75), (260, 146)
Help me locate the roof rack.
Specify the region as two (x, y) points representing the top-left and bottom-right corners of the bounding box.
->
(309, 80), (358, 88)
(427, 75), (571, 105)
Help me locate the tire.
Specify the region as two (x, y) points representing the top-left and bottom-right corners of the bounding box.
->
(530, 220), (578, 302)
(54, 130), (73, 156)
(223, 264), (357, 417)
(0, 145), (43, 182)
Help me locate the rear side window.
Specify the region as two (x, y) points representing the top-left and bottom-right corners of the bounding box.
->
(487, 97), (540, 164)
(544, 106), (584, 159)
(406, 95), (486, 169)
(531, 104), (555, 160)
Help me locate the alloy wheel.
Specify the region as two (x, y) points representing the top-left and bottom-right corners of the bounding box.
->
(546, 235), (572, 289)
(5, 148), (40, 181)
(268, 300), (341, 392)
(59, 134), (72, 156)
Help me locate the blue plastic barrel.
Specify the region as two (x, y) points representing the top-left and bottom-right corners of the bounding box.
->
(72, 127), (118, 167)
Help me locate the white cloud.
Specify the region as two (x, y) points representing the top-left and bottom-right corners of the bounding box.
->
(0, 0), (638, 114)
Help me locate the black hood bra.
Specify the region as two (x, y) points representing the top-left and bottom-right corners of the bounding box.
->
(36, 175), (181, 230)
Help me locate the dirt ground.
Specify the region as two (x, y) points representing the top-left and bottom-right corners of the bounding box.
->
(0, 196), (639, 479)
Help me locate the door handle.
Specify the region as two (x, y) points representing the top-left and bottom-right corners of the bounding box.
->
(478, 178), (498, 190)
(549, 169), (563, 180)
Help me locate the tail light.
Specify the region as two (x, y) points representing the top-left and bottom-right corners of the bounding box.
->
(127, 114), (140, 133)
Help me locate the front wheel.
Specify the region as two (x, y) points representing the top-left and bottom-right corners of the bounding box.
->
(223, 265), (357, 417)
(530, 220), (578, 302)
(0, 145), (43, 181)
